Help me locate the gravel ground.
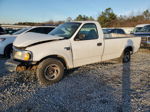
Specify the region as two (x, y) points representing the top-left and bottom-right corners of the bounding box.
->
(0, 49), (150, 112)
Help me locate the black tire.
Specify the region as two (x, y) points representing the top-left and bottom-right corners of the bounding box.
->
(122, 49), (131, 63)
(4, 44), (13, 58)
(36, 58), (64, 85)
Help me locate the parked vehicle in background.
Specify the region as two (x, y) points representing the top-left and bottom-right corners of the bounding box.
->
(5, 28), (20, 34)
(0, 27), (6, 35)
(140, 36), (150, 47)
(0, 26), (55, 57)
(103, 28), (126, 34)
(6, 21), (141, 85)
(133, 24), (150, 47)
(131, 24), (150, 34)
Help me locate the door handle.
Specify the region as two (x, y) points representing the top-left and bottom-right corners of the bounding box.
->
(97, 43), (102, 46)
(64, 47), (71, 50)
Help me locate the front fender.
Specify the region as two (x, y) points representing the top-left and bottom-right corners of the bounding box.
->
(26, 40), (74, 69)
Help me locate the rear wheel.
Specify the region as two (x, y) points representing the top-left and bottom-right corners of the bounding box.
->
(122, 49), (131, 63)
(36, 58), (64, 85)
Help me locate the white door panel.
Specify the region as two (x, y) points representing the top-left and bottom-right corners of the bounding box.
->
(71, 23), (104, 67)
(72, 39), (103, 67)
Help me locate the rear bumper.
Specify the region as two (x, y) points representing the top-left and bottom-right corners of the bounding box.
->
(5, 59), (21, 72)
(141, 41), (150, 47)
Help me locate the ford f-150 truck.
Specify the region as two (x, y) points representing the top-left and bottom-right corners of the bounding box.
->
(6, 21), (141, 85)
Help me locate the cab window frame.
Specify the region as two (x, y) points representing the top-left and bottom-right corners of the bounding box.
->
(74, 23), (99, 41)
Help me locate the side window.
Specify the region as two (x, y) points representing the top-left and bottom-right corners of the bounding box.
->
(44, 27), (54, 34)
(28, 27), (43, 33)
(75, 23), (98, 40)
(28, 27), (54, 34)
(117, 29), (125, 34)
(113, 29), (118, 33)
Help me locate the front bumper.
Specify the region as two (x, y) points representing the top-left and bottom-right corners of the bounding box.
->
(5, 59), (37, 72)
(5, 59), (21, 72)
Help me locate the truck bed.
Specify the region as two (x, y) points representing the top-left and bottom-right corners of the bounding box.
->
(104, 33), (135, 38)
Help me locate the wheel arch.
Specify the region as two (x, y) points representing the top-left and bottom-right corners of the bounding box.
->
(38, 55), (68, 69)
(4, 43), (13, 56)
(124, 46), (133, 54)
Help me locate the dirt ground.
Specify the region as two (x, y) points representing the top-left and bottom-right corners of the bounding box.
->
(0, 49), (150, 112)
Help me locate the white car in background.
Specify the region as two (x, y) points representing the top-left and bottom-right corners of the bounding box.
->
(0, 26), (55, 57)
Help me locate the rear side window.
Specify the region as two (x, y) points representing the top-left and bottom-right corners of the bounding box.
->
(28, 27), (54, 34)
(117, 29), (125, 34)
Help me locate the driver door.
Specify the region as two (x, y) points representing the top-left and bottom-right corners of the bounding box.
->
(71, 23), (103, 67)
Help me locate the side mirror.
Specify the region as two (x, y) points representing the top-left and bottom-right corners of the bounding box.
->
(75, 33), (86, 40)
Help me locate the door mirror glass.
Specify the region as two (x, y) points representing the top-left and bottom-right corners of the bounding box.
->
(77, 33), (86, 40)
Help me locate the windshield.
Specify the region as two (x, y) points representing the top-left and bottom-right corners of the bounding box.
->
(13, 28), (29, 35)
(48, 22), (81, 39)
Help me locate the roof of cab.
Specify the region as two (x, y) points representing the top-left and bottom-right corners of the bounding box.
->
(30, 26), (56, 28)
(136, 24), (150, 27)
(70, 21), (98, 24)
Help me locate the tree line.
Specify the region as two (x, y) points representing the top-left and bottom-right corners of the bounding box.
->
(15, 8), (150, 27)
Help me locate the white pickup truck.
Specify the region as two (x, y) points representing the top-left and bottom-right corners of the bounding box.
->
(6, 21), (141, 85)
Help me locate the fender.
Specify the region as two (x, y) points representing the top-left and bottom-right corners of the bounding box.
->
(26, 39), (74, 69)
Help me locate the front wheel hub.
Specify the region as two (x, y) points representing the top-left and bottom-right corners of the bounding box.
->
(44, 64), (60, 80)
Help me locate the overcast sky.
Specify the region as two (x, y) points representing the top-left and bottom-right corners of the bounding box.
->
(0, 0), (150, 24)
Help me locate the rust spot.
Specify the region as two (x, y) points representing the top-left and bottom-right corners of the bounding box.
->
(16, 65), (38, 72)
(16, 66), (26, 71)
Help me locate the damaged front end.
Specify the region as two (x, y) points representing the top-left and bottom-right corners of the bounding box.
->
(5, 46), (37, 72)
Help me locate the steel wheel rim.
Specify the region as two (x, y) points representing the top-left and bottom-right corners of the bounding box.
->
(44, 64), (60, 80)
(124, 52), (130, 62)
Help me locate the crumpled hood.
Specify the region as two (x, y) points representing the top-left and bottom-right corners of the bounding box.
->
(13, 32), (64, 47)
(0, 34), (17, 39)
